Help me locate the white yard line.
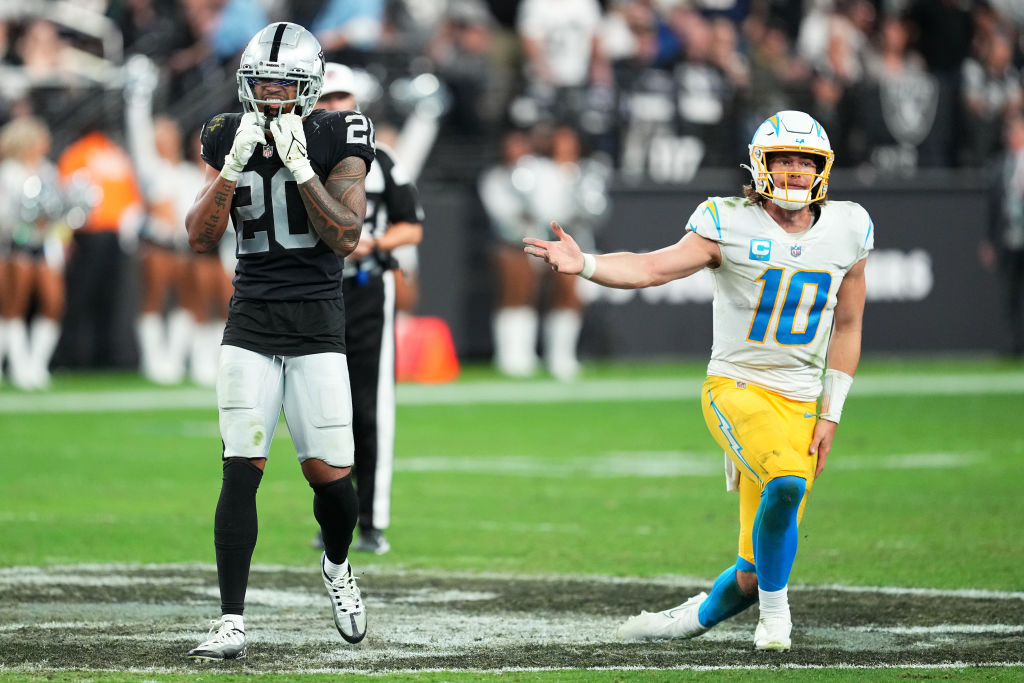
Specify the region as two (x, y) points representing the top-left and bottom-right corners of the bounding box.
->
(0, 372), (1022, 413)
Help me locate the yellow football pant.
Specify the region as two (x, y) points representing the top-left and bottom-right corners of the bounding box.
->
(700, 375), (818, 567)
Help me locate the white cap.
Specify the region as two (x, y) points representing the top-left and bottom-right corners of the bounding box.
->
(321, 62), (359, 97)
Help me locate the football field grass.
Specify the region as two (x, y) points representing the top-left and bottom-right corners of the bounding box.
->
(1, 356), (1023, 680)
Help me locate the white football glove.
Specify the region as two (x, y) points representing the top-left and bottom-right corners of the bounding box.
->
(270, 113), (315, 184)
(221, 112), (266, 182)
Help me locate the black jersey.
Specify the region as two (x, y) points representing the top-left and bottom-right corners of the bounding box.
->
(343, 143), (424, 278)
(200, 109), (375, 301)
(364, 144), (423, 240)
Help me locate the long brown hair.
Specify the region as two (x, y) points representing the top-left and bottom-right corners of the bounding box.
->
(742, 183), (764, 206)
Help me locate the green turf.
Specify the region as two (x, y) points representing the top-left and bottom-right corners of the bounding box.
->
(2, 358), (1023, 680)
(2, 358), (1022, 592)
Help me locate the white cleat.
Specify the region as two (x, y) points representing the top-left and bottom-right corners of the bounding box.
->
(187, 616), (246, 660)
(321, 553), (367, 643)
(754, 612), (792, 651)
(618, 591), (709, 641)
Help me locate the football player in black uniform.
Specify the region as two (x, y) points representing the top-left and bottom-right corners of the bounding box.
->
(183, 22), (375, 660)
(312, 63), (424, 555)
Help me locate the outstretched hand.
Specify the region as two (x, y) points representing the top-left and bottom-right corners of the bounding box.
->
(523, 222), (584, 274)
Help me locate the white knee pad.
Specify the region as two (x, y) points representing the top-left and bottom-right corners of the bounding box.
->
(217, 345), (284, 460)
(282, 352), (354, 468)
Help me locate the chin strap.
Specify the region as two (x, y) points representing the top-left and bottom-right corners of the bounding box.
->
(769, 196), (807, 211)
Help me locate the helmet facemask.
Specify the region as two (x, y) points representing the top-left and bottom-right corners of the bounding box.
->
(745, 111), (835, 210)
(236, 22), (324, 119)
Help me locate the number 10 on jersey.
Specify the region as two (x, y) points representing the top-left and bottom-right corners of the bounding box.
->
(747, 267), (832, 346)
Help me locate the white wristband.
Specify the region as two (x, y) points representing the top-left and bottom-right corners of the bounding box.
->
(819, 368), (853, 423)
(220, 154), (242, 182)
(289, 162), (315, 185)
(579, 253), (597, 280)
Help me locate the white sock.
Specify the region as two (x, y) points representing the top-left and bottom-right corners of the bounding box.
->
(492, 307), (538, 377)
(323, 556), (350, 580)
(758, 586), (790, 617)
(222, 613), (244, 631)
(5, 318), (33, 389)
(543, 309), (582, 381)
(29, 317), (60, 386)
(136, 313), (166, 382)
(190, 321), (224, 387)
(166, 308), (195, 383)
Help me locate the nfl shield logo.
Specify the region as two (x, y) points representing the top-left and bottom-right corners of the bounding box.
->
(791, 245), (802, 258)
(262, 144), (274, 159)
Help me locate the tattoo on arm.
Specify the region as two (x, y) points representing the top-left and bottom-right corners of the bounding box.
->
(298, 156), (366, 257)
(187, 175), (234, 252)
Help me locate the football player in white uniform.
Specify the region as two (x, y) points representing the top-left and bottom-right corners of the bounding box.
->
(524, 110), (873, 651)
(184, 22), (375, 660)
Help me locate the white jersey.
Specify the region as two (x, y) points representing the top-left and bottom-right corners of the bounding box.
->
(516, 0), (602, 87)
(687, 196), (874, 401)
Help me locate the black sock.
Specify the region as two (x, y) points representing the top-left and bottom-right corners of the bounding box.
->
(312, 474), (359, 565)
(214, 458), (263, 615)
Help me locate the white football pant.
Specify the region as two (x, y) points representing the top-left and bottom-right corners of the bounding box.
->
(217, 344), (355, 467)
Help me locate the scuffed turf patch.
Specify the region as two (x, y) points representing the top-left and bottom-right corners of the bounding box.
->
(0, 564), (1021, 673)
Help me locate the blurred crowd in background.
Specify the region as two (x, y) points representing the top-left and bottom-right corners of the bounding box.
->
(1, 0), (1024, 387)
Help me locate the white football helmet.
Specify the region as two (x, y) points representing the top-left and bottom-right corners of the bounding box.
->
(746, 110), (834, 210)
(236, 22), (324, 117)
